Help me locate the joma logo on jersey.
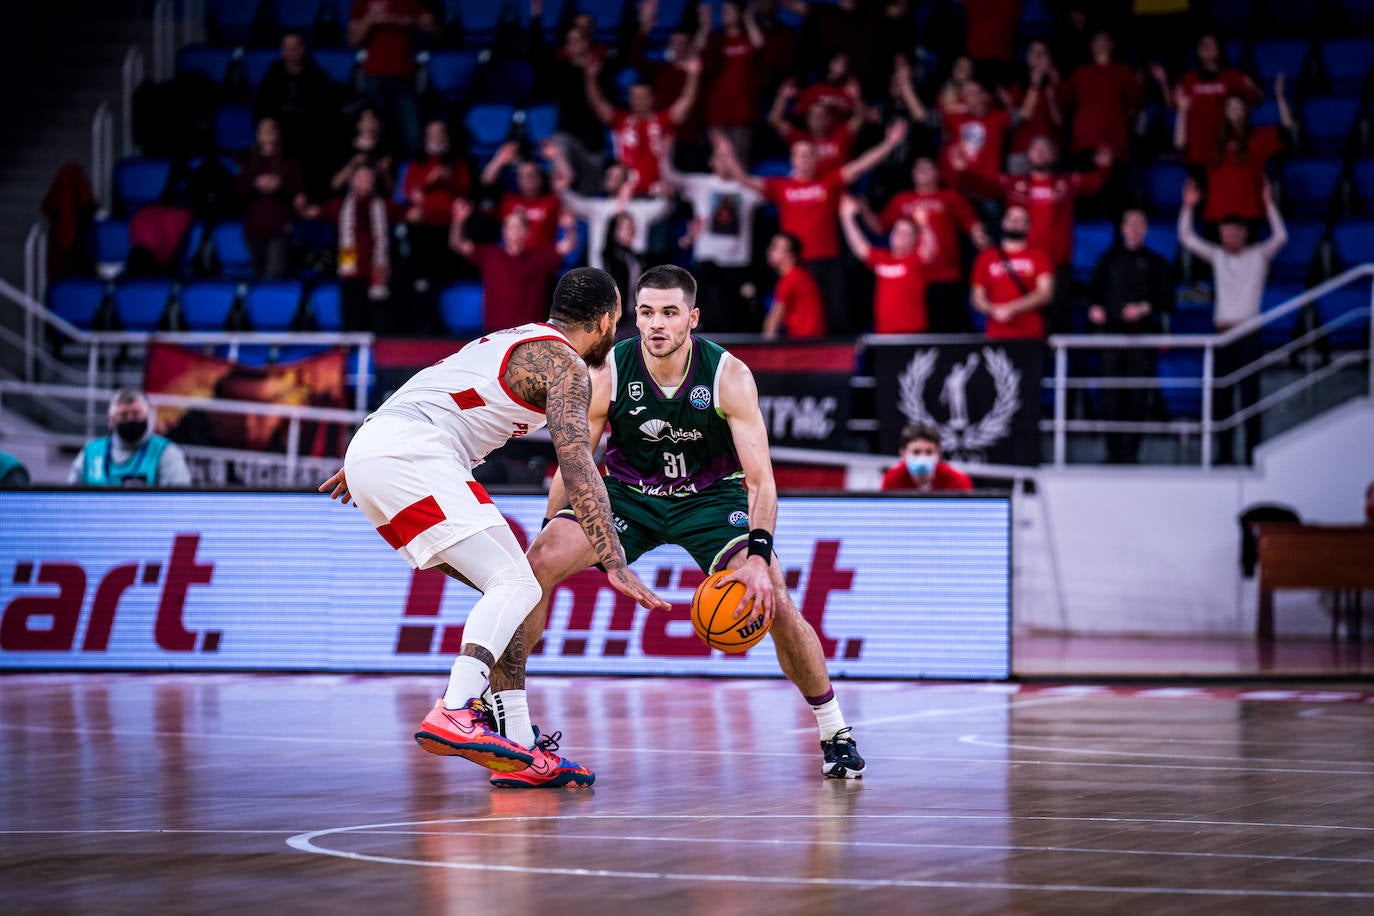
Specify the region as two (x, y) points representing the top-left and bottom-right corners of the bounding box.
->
(638, 419), (703, 443)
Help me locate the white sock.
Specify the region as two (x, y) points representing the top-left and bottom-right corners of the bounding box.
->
(490, 689), (536, 749)
(811, 697), (848, 741)
(442, 656), (490, 710)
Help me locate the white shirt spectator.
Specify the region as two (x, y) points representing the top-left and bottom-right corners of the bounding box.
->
(560, 191), (673, 271)
(669, 172), (762, 267)
(1178, 197), (1288, 330)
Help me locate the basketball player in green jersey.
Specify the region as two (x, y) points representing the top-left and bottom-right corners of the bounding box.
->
(485, 264), (865, 781)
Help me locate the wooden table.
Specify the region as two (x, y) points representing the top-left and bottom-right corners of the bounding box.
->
(1256, 523), (1374, 640)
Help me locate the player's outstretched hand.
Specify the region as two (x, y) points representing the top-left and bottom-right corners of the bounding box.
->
(319, 467), (351, 505)
(718, 556), (776, 623)
(608, 567), (671, 611)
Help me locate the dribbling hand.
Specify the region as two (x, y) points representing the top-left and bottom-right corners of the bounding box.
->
(717, 556), (776, 624)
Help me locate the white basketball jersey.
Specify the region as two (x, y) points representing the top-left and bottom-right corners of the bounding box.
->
(371, 322), (576, 465)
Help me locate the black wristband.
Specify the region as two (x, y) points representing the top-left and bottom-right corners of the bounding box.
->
(747, 529), (774, 560)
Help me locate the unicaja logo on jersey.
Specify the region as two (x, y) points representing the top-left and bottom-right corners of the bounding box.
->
(689, 385), (711, 410)
(638, 418), (703, 443)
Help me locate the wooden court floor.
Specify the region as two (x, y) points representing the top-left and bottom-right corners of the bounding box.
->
(2, 674), (1373, 915)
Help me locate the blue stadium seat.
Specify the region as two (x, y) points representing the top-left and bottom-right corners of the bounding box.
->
(1019, 0), (1052, 37)
(308, 283), (342, 330)
(244, 280), (304, 330)
(1170, 301), (1214, 335)
(179, 222), (206, 276)
(1145, 162), (1188, 217)
(1250, 99), (1282, 128)
(214, 104), (257, 154)
(427, 49), (481, 103)
(1155, 349), (1203, 418)
(211, 221), (255, 280)
(1300, 97), (1361, 155)
(464, 103), (515, 158)
(650, 0), (691, 39)
(541, 0), (571, 39)
(452, 0), (505, 43)
(1281, 158), (1343, 219)
(439, 282), (484, 335)
(1315, 287), (1370, 346)
(1145, 226), (1179, 264)
(754, 158), (792, 178)
(113, 279), (174, 331)
(581, 0), (628, 41)
(1071, 221), (1115, 283)
(179, 281), (239, 330)
(523, 103), (558, 143)
(272, 0), (323, 32)
(1263, 0), (1320, 31)
(113, 157), (172, 213)
(1260, 283), (1305, 347)
(562, 219), (587, 270)
(1332, 221), (1374, 269)
(91, 219), (131, 271)
(1270, 220), (1324, 283)
(1223, 38), (1248, 70)
(209, 0), (262, 43)
(47, 279), (107, 330)
(1251, 39), (1308, 86)
(242, 47), (280, 90)
(313, 47), (358, 86)
(177, 44), (234, 84)
(1353, 160), (1374, 214)
(230, 344), (275, 366)
(477, 58), (535, 105)
(277, 344), (330, 363)
(1318, 38), (1372, 94)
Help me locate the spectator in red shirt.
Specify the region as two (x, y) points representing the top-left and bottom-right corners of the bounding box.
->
(348, 0), (436, 160)
(767, 78), (863, 177)
(481, 141), (562, 252)
(238, 117), (303, 279)
(1157, 33), (1261, 168)
(305, 165), (403, 333)
(1057, 30), (1143, 166)
(970, 205), (1055, 340)
(402, 119), (471, 332)
(762, 232), (826, 340)
(696, 0), (765, 164)
(1176, 76), (1292, 226)
(724, 120), (909, 334)
(960, 0), (1023, 81)
(448, 199), (579, 332)
(896, 68), (1011, 189)
(583, 55), (702, 195)
(954, 135), (1111, 266)
(838, 195), (933, 334)
(880, 422), (974, 492)
(876, 156), (990, 333)
(1002, 40), (1064, 171)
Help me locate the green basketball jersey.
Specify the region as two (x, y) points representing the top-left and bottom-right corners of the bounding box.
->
(603, 336), (743, 497)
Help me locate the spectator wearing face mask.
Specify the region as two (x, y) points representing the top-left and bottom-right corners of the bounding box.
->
(880, 422), (973, 492)
(69, 389), (191, 487)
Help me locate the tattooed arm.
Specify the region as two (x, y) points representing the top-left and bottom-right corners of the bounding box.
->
(505, 340), (668, 610)
(544, 363), (611, 519)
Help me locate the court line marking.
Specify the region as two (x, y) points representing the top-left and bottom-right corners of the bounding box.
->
(285, 816), (1374, 898)
(353, 828), (1374, 865)
(780, 694), (1086, 734)
(957, 735), (1374, 769)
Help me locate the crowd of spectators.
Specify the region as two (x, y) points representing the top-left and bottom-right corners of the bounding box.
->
(84, 0), (1336, 351)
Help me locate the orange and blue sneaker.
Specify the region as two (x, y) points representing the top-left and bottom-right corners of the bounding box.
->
(414, 698), (535, 773)
(821, 727), (865, 779)
(490, 729), (596, 789)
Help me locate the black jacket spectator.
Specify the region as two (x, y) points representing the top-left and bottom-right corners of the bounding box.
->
(253, 34), (337, 196)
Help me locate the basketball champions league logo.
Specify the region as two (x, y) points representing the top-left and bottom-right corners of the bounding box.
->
(897, 347), (1021, 462)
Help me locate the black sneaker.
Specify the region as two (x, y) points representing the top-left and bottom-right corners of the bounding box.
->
(821, 727), (865, 779)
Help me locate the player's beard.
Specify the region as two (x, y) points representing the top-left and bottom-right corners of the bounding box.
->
(583, 326), (615, 369)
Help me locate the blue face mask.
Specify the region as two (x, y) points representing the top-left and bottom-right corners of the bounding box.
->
(905, 454), (937, 478)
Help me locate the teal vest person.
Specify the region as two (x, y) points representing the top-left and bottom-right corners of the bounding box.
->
(0, 450), (29, 487)
(76, 434), (171, 486)
(68, 388), (192, 488)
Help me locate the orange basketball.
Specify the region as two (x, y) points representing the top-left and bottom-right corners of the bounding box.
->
(691, 570), (771, 653)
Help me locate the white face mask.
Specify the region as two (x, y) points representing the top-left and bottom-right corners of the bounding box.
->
(905, 454), (937, 478)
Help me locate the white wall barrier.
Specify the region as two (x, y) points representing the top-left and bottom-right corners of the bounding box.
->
(0, 493), (1010, 679)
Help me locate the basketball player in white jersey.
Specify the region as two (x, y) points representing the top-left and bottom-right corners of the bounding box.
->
(321, 268), (667, 788)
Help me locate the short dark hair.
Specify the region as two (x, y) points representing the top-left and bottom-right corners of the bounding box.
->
(550, 267), (620, 327)
(900, 422), (943, 452)
(635, 264), (697, 307)
(776, 231), (803, 259)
